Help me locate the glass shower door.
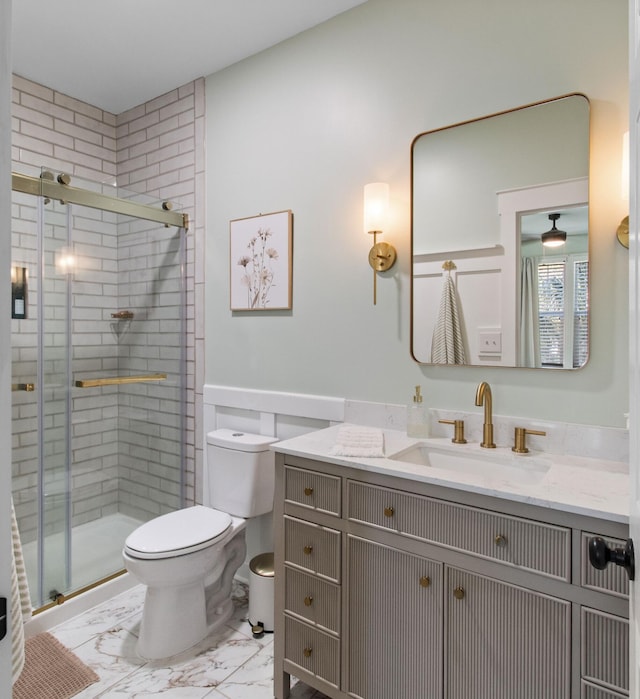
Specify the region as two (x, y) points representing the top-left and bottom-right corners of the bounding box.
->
(11, 170), (186, 610)
(11, 183), (43, 607)
(39, 193), (73, 604)
(10, 181), (72, 608)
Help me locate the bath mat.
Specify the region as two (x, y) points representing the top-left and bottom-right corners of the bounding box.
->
(12, 632), (99, 699)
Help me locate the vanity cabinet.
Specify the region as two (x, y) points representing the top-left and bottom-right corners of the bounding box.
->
(346, 537), (443, 698)
(446, 567), (570, 698)
(273, 454), (629, 699)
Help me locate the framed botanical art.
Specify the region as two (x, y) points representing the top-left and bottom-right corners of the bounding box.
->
(229, 209), (293, 311)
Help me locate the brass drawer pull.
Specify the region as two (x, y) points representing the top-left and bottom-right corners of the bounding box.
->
(453, 586), (465, 600)
(303, 647), (313, 658)
(384, 506), (395, 518)
(304, 486), (314, 496)
(494, 534), (507, 547)
(303, 545), (313, 555)
(419, 576), (431, 588)
(304, 596), (314, 607)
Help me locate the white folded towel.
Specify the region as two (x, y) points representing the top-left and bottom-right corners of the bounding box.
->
(330, 425), (384, 457)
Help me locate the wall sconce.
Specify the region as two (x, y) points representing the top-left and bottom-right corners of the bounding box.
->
(364, 182), (397, 304)
(617, 130), (630, 248)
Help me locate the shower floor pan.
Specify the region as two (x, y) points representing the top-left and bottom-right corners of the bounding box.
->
(21, 512), (143, 609)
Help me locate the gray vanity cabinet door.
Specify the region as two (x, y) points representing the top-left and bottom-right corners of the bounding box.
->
(346, 535), (443, 699)
(446, 567), (571, 699)
(581, 607), (629, 695)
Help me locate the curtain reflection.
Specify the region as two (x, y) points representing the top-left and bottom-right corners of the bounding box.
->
(519, 257), (540, 368)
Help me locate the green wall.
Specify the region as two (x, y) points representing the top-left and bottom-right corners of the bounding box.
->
(205, 0), (629, 427)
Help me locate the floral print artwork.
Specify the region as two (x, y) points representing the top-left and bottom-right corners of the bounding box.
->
(230, 210), (292, 311)
(237, 228), (279, 308)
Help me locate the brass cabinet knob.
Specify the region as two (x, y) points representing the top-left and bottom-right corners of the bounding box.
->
(304, 486), (314, 496)
(303, 545), (313, 555)
(419, 576), (431, 588)
(303, 647), (313, 658)
(494, 534), (507, 547)
(453, 586), (465, 600)
(384, 506), (395, 518)
(304, 596), (314, 607)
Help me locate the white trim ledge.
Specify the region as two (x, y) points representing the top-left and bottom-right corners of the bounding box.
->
(203, 385), (345, 423)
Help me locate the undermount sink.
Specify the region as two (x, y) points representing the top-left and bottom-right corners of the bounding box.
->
(389, 443), (550, 486)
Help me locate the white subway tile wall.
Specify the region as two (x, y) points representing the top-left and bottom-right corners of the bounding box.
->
(11, 76), (204, 570)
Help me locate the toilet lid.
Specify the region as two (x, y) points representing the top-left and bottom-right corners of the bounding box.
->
(124, 505), (232, 559)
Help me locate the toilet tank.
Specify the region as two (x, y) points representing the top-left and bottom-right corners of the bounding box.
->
(206, 429), (279, 517)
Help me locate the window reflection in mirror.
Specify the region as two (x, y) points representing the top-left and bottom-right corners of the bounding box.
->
(411, 94), (589, 369)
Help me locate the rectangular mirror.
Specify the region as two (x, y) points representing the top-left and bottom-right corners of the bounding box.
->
(411, 94), (590, 369)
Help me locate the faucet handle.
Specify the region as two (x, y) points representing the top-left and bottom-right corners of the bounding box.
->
(438, 419), (467, 444)
(512, 427), (546, 454)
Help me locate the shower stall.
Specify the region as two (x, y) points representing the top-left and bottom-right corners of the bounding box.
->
(10, 170), (188, 611)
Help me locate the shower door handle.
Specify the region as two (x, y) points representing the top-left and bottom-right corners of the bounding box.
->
(0, 596), (6, 641)
(11, 383), (35, 392)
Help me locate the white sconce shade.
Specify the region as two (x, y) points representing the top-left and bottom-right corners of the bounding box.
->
(363, 182), (396, 305)
(363, 182), (389, 234)
(622, 130), (629, 201)
(617, 131), (630, 248)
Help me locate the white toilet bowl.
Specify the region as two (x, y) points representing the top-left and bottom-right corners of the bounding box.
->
(123, 429), (278, 660)
(123, 505), (247, 660)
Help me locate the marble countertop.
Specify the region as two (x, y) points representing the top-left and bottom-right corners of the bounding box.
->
(272, 424), (630, 524)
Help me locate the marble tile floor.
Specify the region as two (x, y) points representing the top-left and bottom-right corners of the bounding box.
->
(44, 581), (328, 698)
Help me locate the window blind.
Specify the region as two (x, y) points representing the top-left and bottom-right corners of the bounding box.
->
(538, 261), (565, 367)
(537, 256), (589, 369)
(573, 259), (589, 367)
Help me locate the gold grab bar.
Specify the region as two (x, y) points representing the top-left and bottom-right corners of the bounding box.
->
(12, 383), (35, 392)
(75, 373), (167, 388)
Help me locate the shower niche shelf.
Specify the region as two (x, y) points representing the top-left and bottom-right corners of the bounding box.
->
(75, 373), (167, 388)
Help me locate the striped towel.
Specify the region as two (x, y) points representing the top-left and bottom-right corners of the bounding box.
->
(330, 425), (384, 457)
(11, 498), (31, 684)
(430, 274), (466, 364)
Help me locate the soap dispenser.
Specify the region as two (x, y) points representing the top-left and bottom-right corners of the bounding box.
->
(407, 385), (429, 438)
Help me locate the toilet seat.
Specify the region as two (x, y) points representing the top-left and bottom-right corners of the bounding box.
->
(124, 505), (233, 560)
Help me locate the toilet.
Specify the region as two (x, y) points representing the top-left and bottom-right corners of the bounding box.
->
(122, 428), (278, 660)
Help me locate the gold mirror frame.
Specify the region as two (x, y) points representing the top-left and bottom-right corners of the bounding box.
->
(410, 94), (590, 370)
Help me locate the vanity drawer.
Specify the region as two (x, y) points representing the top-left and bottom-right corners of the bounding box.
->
(347, 481), (570, 580)
(581, 533), (629, 599)
(285, 465), (341, 516)
(284, 615), (340, 687)
(285, 567), (340, 635)
(581, 607), (629, 695)
(284, 516), (341, 583)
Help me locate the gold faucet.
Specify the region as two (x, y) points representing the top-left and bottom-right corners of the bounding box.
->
(475, 381), (496, 448)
